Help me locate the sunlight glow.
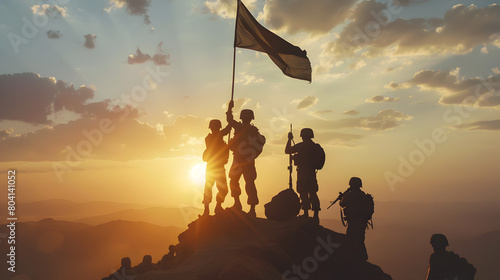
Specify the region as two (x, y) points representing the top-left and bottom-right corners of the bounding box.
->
(190, 163), (206, 186)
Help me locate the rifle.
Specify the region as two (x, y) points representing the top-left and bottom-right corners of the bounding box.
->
(287, 124), (295, 189)
(327, 187), (351, 209)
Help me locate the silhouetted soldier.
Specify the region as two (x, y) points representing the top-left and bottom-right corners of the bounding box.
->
(202, 119), (230, 216)
(285, 128), (323, 222)
(102, 257), (137, 280)
(339, 177), (373, 264)
(133, 254), (157, 275)
(426, 233), (476, 280)
(226, 100), (265, 217)
(158, 245), (177, 270)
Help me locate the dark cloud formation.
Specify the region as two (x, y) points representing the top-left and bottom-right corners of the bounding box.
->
(84, 34), (96, 49)
(261, 0), (357, 34)
(109, 0), (152, 25)
(0, 118), (165, 162)
(326, 2), (500, 59)
(390, 68), (500, 107)
(127, 42), (170, 66)
(128, 48), (151, 64)
(305, 109), (412, 131)
(456, 119), (500, 131)
(47, 30), (62, 39)
(0, 72), (203, 162)
(366, 95), (399, 103)
(0, 73), (138, 124)
(296, 96), (319, 110)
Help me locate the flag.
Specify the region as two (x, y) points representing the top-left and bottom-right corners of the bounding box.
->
(234, 0), (312, 82)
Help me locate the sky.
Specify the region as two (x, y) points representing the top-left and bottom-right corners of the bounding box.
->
(0, 0), (499, 208)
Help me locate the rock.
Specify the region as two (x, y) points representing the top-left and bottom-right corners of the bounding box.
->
(136, 209), (392, 280)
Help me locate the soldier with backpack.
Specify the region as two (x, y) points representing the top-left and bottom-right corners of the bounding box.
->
(339, 177), (374, 263)
(226, 100), (266, 217)
(285, 128), (325, 222)
(426, 233), (476, 280)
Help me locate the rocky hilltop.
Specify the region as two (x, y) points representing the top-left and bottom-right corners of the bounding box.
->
(136, 210), (392, 280)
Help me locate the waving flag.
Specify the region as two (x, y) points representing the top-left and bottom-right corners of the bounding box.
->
(234, 0), (312, 82)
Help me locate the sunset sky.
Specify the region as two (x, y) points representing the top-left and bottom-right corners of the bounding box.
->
(1, 0), (499, 208)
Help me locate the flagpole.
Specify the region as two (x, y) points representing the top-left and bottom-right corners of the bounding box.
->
(230, 46), (236, 102)
(230, 0), (239, 102)
(228, 0), (240, 142)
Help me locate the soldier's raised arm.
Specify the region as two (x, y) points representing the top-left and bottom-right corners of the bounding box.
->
(285, 132), (297, 154)
(226, 100), (238, 127)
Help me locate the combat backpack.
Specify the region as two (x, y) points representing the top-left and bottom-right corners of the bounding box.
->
(293, 143), (325, 170)
(312, 143), (326, 170)
(341, 192), (374, 229)
(455, 255), (476, 280)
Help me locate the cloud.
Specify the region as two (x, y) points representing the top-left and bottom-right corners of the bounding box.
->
(222, 97), (252, 113)
(0, 129), (13, 140)
(316, 131), (364, 146)
(455, 119), (500, 131)
(236, 72), (264, 85)
(108, 0), (152, 24)
(202, 0), (257, 19)
(293, 96), (319, 110)
(325, 3), (500, 59)
(31, 4), (68, 17)
(0, 72), (174, 162)
(0, 73), (139, 125)
(84, 34), (96, 49)
(128, 48), (152, 64)
(315, 110), (335, 115)
(366, 95), (399, 103)
(343, 109), (360, 115)
(261, 0), (357, 34)
(391, 68), (500, 107)
(127, 43), (170, 66)
(0, 118), (166, 162)
(397, 0), (430, 7)
(163, 115), (207, 148)
(305, 109), (412, 131)
(47, 30), (62, 39)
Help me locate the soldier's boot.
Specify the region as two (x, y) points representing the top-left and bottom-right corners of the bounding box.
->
(214, 202), (224, 214)
(230, 197), (243, 211)
(203, 203), (210, 216)
(247, 205), (256, 217)
(313, 210), (319, 224)
(299, 209), (309, 218)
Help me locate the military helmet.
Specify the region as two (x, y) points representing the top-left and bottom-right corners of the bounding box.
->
(349, 177), (362, 188)
(430, 234), (449, 247)
(300, 128), (314, 138)
(209, 119), (222, 130)
(240, 109), (254, 120)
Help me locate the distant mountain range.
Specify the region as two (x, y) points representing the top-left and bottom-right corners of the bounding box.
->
(1, 199), (499, 280)
(0, 218), (182, 280)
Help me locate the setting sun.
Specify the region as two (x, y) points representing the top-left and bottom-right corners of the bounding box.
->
(190, 162), (206, 186)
